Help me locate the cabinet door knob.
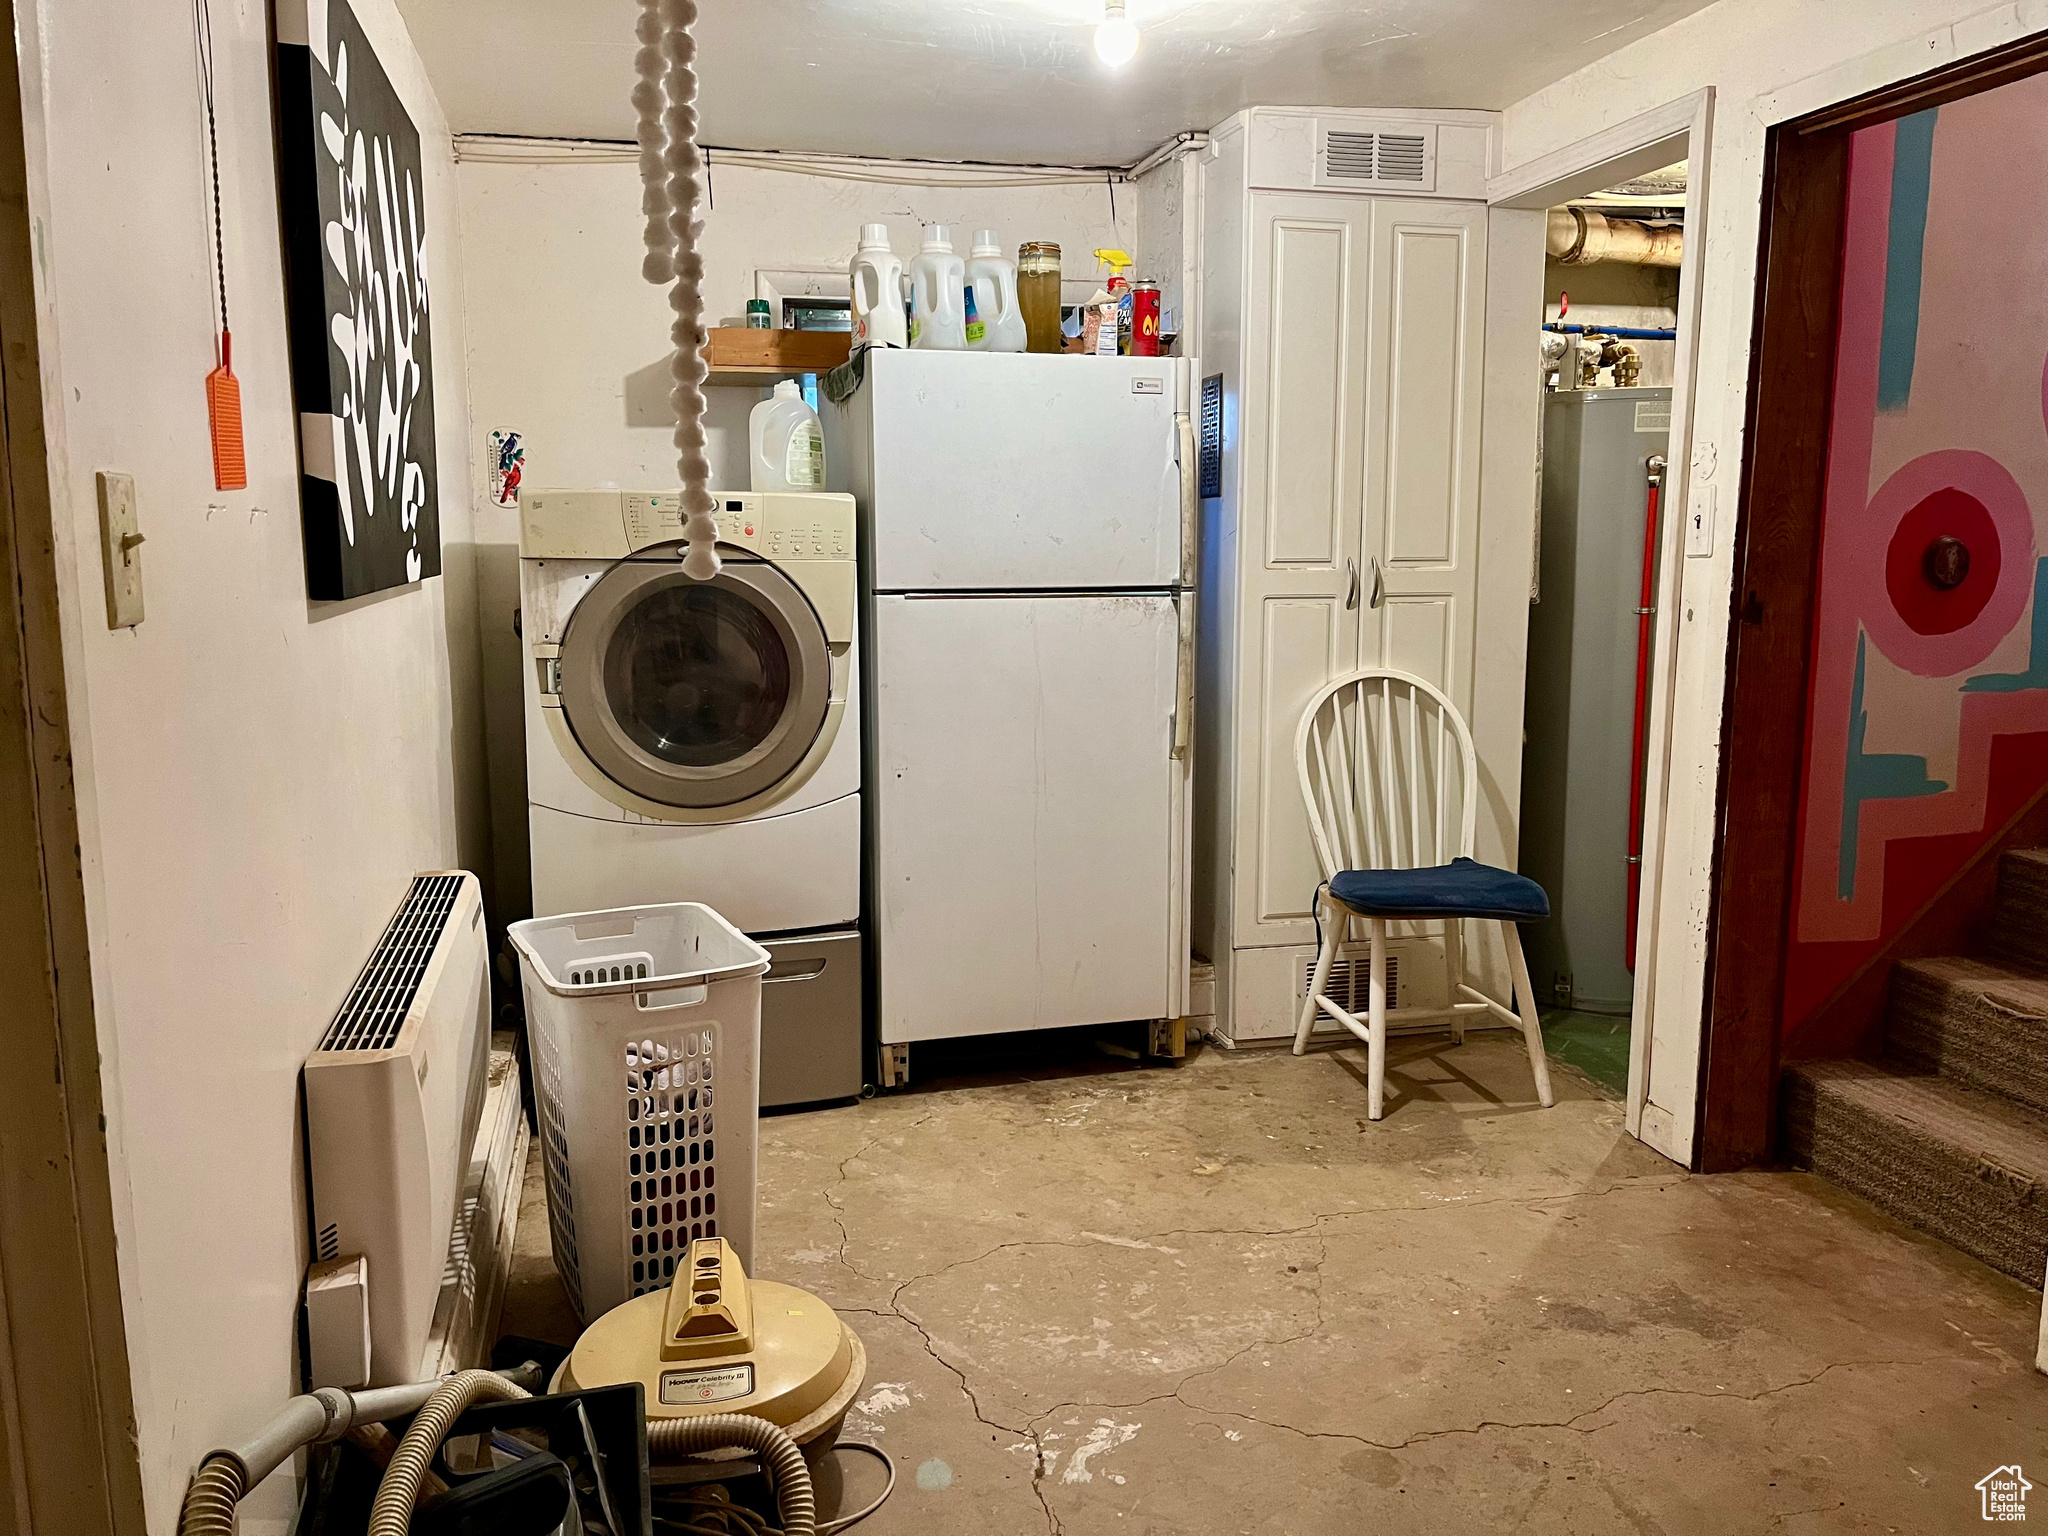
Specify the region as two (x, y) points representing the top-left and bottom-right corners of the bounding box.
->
(1345, 558), (1360, 611)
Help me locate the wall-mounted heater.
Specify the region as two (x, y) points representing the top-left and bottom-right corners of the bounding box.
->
(304, 871), (491, 1385)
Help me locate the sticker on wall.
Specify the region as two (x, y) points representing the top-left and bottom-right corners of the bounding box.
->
(488, 429), (525, 509)
(275, 0), (441, 600)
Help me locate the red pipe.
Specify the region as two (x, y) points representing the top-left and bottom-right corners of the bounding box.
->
(1625, 461), (1664, 972)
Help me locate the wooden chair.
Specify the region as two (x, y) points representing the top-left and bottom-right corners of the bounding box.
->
(1293, 667), (1555, 1120)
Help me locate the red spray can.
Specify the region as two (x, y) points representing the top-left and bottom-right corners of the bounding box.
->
(1131, 279), (1162, 356)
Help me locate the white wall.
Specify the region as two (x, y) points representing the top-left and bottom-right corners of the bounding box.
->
(21, 0), (487, 1526)
(1500, 0), (2048, 1155)
(456, 152), (1132, 922)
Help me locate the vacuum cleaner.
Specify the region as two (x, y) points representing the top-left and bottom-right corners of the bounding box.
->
(178, 1243), (881, 1536)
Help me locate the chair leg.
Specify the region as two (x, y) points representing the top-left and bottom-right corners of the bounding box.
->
(1448, 918), (1466, 1046)
(1366, 917), (1388, 1121)
(1294, 889), (1341, 1055)
(1503, 921), (1554, 1108)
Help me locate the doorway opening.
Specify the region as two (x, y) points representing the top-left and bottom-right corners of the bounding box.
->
(1520, 162), (1687, 1099)
(1708, 30), (2048, 1175)
(1488, 90), (1711, 1164)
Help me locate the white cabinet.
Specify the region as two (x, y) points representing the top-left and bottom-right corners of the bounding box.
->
(1194, 108), (1510, 1044)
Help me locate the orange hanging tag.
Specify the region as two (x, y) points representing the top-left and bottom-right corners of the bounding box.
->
(206, 328), (246, 491)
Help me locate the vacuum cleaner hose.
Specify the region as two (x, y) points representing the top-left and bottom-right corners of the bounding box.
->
(366, 1369), (532, 1536)
(175, 1456), (246, 1536)
(647, 1414), (816, 1536)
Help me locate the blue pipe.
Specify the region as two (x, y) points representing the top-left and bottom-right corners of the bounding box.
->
(1544, 322), (1678, 341)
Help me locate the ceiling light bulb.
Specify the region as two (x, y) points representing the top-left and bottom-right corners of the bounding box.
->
(1095, 1), (1139, 66)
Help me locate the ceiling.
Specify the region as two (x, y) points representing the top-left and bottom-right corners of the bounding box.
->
(394, 0), (1721, 167)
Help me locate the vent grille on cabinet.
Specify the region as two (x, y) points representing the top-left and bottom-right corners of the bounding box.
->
(1317, 125), (1436, 191)
(1374, 133), (1428, 181)
(317, 873), (465, 1052)
(1322, 130), (1379, 180)
(1301, 952), (1401, 1015)
(1199, 373), (1223, 499)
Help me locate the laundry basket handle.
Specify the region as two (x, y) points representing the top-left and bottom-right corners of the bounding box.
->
(636, 983), (709, 1012)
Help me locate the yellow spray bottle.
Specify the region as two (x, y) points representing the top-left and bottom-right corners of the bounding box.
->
(1089, 248), (1135, 355)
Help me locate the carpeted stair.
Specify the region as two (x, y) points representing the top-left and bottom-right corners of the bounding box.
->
(1782, 848), (2048, 1289)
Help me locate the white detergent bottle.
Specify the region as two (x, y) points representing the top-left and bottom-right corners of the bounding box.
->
(749, 380), (826, 493)
(848, 223), (906, 350)
(965, 230), (1027, 353)
(908, 225), (967, 350)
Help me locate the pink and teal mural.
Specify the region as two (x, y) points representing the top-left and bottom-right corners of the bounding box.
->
(1784, 75), (2048, 1034)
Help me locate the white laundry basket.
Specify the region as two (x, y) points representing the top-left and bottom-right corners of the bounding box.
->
(508, 902), (770, 1323)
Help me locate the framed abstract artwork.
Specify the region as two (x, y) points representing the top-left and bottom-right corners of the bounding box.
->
(276, 0), (440, 600)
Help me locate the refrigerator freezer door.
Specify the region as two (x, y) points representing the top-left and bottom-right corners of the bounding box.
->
(873, 593), (1186, 1041)
(863, 351), (1186, 591)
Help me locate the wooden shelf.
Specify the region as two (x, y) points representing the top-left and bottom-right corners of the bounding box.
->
(704, 364), (812, 388)
(703, 327), (849, 387)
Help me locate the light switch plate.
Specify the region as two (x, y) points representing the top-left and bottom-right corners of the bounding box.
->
(1684, 483), (1716, 559)
(95, 471), (144, 628)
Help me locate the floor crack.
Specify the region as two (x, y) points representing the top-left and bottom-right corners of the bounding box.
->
(1160, 1356), (1936, 1454)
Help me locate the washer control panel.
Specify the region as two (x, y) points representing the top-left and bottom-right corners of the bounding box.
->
(522, 489), (855, 562)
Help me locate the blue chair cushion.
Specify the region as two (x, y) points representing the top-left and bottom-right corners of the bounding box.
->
(1328, 858), (1550, 923)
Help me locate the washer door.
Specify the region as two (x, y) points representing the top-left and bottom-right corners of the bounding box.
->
(558, 558), (830, 809)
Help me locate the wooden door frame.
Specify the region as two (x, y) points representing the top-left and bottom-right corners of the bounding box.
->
(0, 0), (147, 1529)
(1488, 88), (1714, 1167)
(1700, 29), (2048, 1171)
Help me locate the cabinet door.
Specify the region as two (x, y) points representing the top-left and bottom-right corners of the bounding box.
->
(1230, 194), (1372, 946)
(1357, 198), (1488, 728)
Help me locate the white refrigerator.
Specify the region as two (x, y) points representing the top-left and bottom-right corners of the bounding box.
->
(825, 350), (1198, 1046)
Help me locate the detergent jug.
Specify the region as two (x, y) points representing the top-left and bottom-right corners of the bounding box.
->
(964, 230), (1027, 353)
(848, 223), (906, 350)
(908, 226), (967, 350)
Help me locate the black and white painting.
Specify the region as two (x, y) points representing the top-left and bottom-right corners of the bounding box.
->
(277, 0), (440, 600)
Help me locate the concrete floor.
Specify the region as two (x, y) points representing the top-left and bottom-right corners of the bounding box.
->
(1540, 1007), (1633, 1095)
(501, 1034), (2048, 1534)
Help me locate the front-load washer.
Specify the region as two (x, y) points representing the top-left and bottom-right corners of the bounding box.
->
(520, 488), (863, 1104)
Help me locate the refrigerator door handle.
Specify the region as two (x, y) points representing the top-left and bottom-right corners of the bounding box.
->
(1175, 408), (1199, 586)
(1171, 589), (1196, 762)
(1173, 400), (1199, 763)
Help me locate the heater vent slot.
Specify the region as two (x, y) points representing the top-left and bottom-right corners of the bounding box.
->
(317, 873), (464, 1052)
(316, 1222), (340, 1262)
(623, 1029), (723, 1299)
